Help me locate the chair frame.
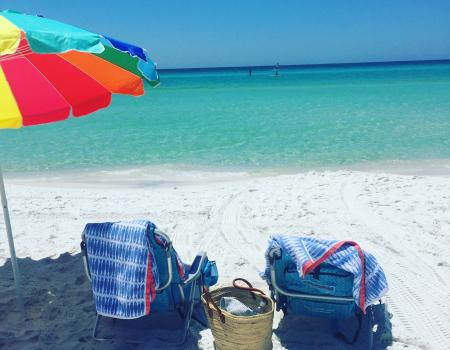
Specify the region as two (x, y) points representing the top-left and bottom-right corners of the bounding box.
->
(81, 228), (208, 345)
(268, 246), (373, 346)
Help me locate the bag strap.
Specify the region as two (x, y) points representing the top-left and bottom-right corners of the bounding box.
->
(232, 278), (269, 305)
(203, 287), (226, 323)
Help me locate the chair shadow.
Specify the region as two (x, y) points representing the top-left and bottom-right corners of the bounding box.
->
(274, 305), (393, 350)
(0, 253), (207, 350)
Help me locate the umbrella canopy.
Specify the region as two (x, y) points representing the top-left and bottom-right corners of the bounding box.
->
(0, 10), (159, 304)
(0, 9), (159, 128)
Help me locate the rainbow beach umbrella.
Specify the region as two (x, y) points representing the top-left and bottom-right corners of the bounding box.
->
(0, 10), (159, 303)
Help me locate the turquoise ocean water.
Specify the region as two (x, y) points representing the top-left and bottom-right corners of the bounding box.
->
(1, 61), (450, 173)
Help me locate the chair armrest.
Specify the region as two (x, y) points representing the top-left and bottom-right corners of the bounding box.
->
(268, 246), (282, 263)
(80, 231), (92, 281)
(154, 228), (172, 247)
(152, 229), (174, 292)
(183, 251), (207, 285)
(155, 249), (173, 292)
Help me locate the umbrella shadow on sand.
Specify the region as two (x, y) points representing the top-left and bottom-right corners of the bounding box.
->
(0, 253), (207, 350)
(273, 305), (393, 350)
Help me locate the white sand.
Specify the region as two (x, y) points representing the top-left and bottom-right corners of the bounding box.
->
(1, 168), (449, 349)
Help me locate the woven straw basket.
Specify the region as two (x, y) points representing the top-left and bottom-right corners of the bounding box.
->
(201, 278), (274, 350)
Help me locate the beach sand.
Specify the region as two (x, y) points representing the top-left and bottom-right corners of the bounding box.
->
(1, 168), (449, 349)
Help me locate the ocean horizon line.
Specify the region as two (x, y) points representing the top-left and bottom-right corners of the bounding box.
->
(158, 58), (450, 73)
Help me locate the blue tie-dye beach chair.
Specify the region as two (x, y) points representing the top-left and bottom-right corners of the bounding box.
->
(263, 235), (389, 347)
(80, 220), (218, 344)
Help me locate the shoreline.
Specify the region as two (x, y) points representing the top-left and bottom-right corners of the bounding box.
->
(4, 158), (450, 188)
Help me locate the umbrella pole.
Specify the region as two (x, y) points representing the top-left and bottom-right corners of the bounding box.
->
(0, 166), (23, 307)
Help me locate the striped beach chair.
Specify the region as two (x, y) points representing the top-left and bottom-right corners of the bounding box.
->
(264, 235), (388, 347)
(80, 220), (218, 344)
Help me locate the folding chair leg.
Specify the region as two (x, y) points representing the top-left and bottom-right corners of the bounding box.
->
(92, 314), (115, 341)
(191, 277), (208, 326)
(176, 313), (191, 345)
(175, 278), (199, 345)
(332, 307), (374, 347)
(92, 314), (101, 340)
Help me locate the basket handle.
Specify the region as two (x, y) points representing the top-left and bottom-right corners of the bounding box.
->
(232, 278), (268, 304)
(203, 287), (226, 323)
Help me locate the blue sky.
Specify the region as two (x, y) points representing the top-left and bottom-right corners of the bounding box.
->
(2, 0), (450, 69)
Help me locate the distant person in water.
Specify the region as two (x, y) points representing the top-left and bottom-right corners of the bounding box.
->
(275, 62), (280, 76)
(249, 69), (252, 77)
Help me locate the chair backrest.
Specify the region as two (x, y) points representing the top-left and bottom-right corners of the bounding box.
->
(274, 248), (356, 319)
(81, 223), (185, 315)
